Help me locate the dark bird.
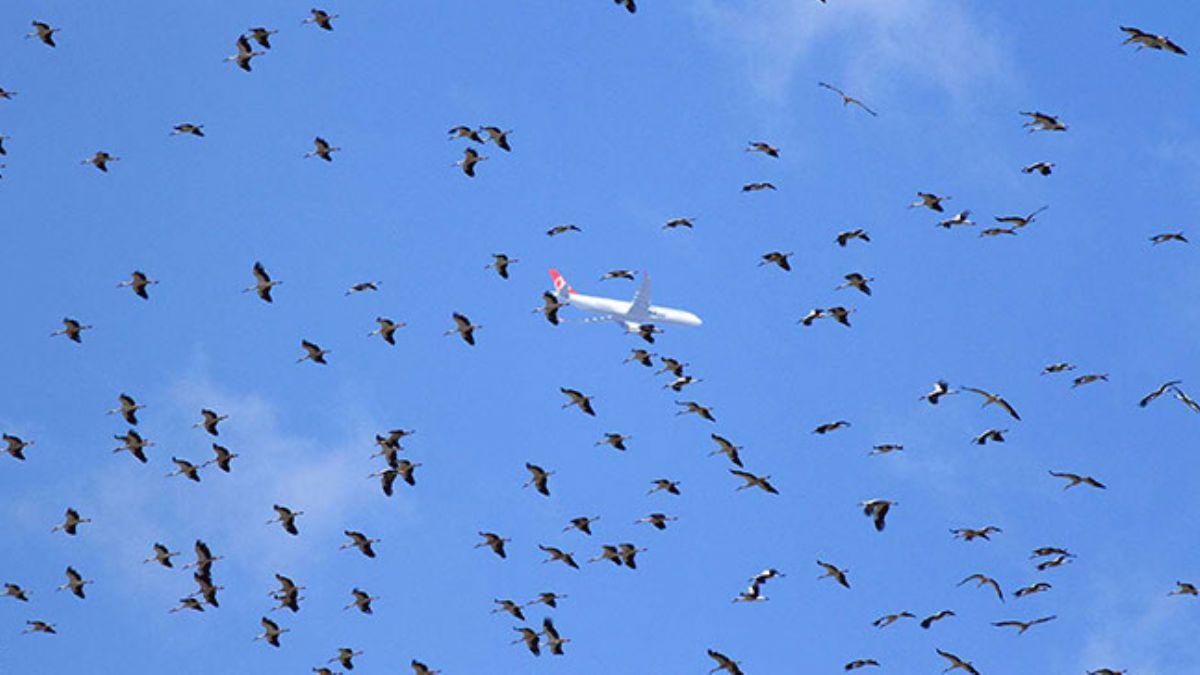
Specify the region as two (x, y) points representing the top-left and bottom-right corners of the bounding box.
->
(595, 433), (631, 451)
(57, 567), (92, 599)
(818, 82), (878, 116)
(1049, 470), (1106, 490)
(449, 126), (484, 143)
(106, 392), (146, 425)
(3, 434), (34, 461)
(244, 262), (281, 302)
(742, 182), (777, 192)
(27, 21), (60, 47)
(486, 254), (517, 279)
(305, 136), (341, 161)
(113, 429), (153, 463)
(492, 599), (525, 620)
(920, 610), (955, 629)
(563, 516), (600, 535)
(298, 339), (331, 364)
(648, 478), (681, 496)
(759, 251), (793, 271)
(814, 420), (851, 434)
(992, 615), (1057, 634)
(341, 530), (380, 558)
(117, 271), (158, 299)
(547, 224), (582, 237)
(480, 126), (512, 151)
(1121, 26), (1187, 55)
(836, 229), (870, 246)
(476, 532), (511, 559)
(247, 27), (278, 49)
(1150, 232), (1188, 245)
(709, 433), (744, 467)
(268, 505), (303, 535)
(958, 573), (1005, 602)
(345, 588), (379, 614)
(52, 508), (90, 536)
(936, 648), (980, 674)
(541, 617), (570, 655)
(910, 192), (950, 212)
(730, 469), (779, 494)
(1022, 161), (1055, 176)
(817, 560), (850, 588)
(51, 317), (92, 343)
(560, 387), (596, 416)
(746, 141), (780, 158)
(369, 317), (405, 345)
(962, 386), (1021, 420)
(635, 513), (678, 530)
(225, 35), (263, 71)
(444, 312), (480, 345)
(538, 545), (579, 569)
(255, 617), (289, 647)
(523, 463), (554, 496)
(303, 9), (338, 30)
(861, 499), (894, 531)
(675, 400), (716, 422)
(1021, 111), (1067, 132)
(194, 409), (228, 436)
(456, 147), (487, 176)
(707, 649), (744, 675)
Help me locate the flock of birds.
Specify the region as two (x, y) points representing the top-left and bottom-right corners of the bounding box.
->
(2, 4), (1197, 674)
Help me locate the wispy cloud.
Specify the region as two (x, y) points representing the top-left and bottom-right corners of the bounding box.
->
(690, 0), (1016, 103)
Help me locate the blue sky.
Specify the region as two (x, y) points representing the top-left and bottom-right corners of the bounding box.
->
(1, 0), (1198, 672)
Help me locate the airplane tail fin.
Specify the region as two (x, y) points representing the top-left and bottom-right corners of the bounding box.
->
(549, 269), (574, 299)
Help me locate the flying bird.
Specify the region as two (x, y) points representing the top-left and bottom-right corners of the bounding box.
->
(961, 386), (1021, 420)
(369, 317), (405, 345)
(759, 251), (793, 271)
(730, 469), (779, 494)
(51, 318), (92, 343)
(1022, 161), (1055, 176)
(27, 21), (60, 47)
(675, 400), (716, 422)
(560, 388), (596, 416)
(297, 339), (331, 364)
(817, 560), (850, 588)
(836, 229), (870, 247)
(910, 192), (950, 212)
(992, 615), (1057, 634)
(480, 126), (513, 151)
(340, 530), (380, 558)
(1121, 26), (1187, 55)
(818, 82), (878, 116)
(746, 141), (780, 158)
(244, 262), (281, 302)
(958, 573), (1005, 602)
(486, 254), (517, 279)
(523, 463), (554, 496)
(936, 649), (980, 674)
(1021, 111), (1067, 132)
(305, 136), (340, 161)
(267, 505), (303, 535)
(117, 271), (158, 299)
(303, 9), (338, 30)
(1150, 232), (1188, 245)
(456, 147), (487, 176)
(225, 35), (263, 71)
(444, 312), (480, 345)
(861, 499), (894, 531)
(1049, 470), (1106, 490)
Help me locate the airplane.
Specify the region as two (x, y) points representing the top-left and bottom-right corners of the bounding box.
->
(549, 268), (702, 333)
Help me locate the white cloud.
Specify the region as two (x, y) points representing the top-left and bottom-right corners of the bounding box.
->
(690, 0), (1016, 103)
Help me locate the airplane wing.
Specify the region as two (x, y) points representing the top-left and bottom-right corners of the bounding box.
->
(628, 272), (652, 321)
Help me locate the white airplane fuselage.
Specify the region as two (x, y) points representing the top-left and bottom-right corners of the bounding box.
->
(549, 268), (702, 328)
(565, 292), (702, 327)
